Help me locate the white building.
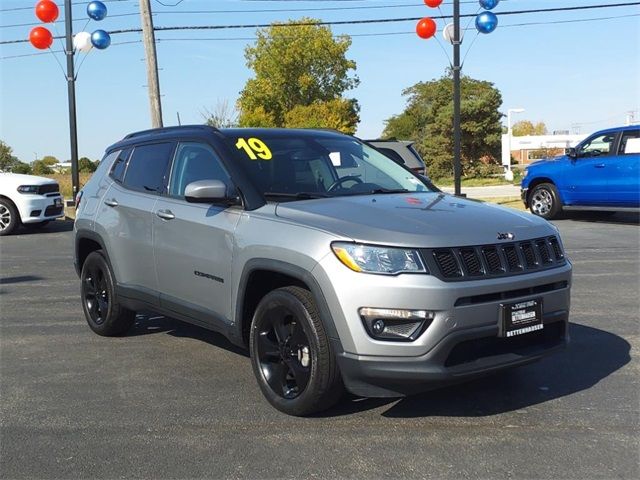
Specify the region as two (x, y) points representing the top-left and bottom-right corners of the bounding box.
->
(501, 133), (587, 167)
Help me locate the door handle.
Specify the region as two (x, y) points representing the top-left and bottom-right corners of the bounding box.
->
(156, 209), (175, 220)
(104, 199), (118, 207)
(595, 164), (605, 168)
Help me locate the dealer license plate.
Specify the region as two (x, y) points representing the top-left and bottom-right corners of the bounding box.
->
(54, 198), (63, 207)
(499, 299), (543, 338)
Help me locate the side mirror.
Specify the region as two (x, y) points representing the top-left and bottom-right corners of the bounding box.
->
(184, 179), (240, 205)
(565, 147), (578, 158)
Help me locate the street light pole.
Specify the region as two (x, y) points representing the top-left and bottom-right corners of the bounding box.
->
(452, 0), (462, 197)
(64, 0), (79, 198)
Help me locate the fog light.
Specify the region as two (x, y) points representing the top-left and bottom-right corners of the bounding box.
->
(359, 307), (434, 342)
(372, 319), (385, 335)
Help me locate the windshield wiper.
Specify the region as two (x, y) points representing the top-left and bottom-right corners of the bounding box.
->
(367, 188), (410, 194)
(263, 192), (330, 200)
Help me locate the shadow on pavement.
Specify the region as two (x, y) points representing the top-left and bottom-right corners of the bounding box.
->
(15, 220), (74, 235)
(323, 323), (630, 418)
(562, 211), (639, 226)
(127, 313), (248, 357)
(0, 275), (44, 284)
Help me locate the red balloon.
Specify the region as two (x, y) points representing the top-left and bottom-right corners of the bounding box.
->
(35, 1), (59, 23)
(424, 0), (443, 7)
(416, 17), (437, 39)
(29, 26), (53, 50)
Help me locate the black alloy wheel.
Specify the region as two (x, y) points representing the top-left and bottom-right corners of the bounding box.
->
(80, 251), (135, 336)
(255, 304), (312, 399)
(250, 286), (343, 416)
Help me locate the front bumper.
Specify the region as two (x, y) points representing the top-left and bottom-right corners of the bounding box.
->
(521, 187), (528, 206)
(17, 195), (64, 223)
(336, 310), (568, 397)
(313, 250), (572, 397)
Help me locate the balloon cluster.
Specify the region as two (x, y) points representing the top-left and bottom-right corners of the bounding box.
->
(28, 1), (112, 52)
(416, 0), (442, 40)
(476, 0), (499, 35)
(75, 1), (111, 52)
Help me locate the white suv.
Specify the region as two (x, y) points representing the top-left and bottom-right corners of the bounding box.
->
(0, 173), (64, 235)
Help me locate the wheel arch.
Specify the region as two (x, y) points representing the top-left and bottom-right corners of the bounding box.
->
(526, 177), (562, 206)
(0, 194), (21, 222)
(75, 230), (111, 277)
(235, 259), (342, 351)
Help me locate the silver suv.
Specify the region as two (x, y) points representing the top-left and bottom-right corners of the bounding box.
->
(74, 126), (572, 416)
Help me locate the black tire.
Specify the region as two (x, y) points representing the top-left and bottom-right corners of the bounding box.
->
(80, 250), (135, 336)
(250, 286), (343, 416)
(23, 221), (50, 230)
(0, 198), (19, 236)
(529, 182), (562, 220)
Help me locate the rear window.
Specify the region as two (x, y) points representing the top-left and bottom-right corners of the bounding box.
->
(123, 143), (174, 193)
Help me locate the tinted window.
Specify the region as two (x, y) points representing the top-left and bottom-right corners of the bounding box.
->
(123, 143), (174, 193)
(377, 147), (406, 165)
(579, 133), (616, 157)
(169, 142), (230, 197)
(618, 130), (640, 155)
(109, 148), (132, 182)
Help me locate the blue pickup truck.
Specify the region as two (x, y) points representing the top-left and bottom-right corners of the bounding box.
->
(521, 126), (640, 219)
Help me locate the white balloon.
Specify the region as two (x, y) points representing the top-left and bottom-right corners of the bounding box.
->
(73, 32), (93, 53)
(442, 23), (464, 44)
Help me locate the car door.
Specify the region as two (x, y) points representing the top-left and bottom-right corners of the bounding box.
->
(607, 129), (640, 206)
(153, 141), (242, 326)
(564, 132), (617, 205)
(96, 142), (175, 299)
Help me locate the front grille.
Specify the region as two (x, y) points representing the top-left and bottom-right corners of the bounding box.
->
(422, 236), (566, 282)
(433, 250), (462, 278)
(44, 205), (63, 216)
(38, 183), (59, 195)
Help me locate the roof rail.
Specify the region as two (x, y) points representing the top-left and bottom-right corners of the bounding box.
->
(123, 124), (217, 140)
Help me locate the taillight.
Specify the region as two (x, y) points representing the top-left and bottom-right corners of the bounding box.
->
(75, 191), (83, 209)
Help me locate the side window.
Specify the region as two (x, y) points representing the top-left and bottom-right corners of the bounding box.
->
(169, 142), (230, 197)
(123, 143), (174, 193)
(109, 148), (132, 182)
(95, 150), (119, 178)
(618, 130), (640, 155)
(578, 133), (616, 158)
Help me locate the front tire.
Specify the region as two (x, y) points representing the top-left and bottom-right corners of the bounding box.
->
(529, 183), (562, 220)
(0, 198), (19, 236)
(80, 250), (135, 336)
(250, 286), (343, 416)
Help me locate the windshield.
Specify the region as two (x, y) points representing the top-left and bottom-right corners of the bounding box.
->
(225, 132), (432, 200)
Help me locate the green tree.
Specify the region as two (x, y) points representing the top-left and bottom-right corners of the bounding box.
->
(384, 72), (503, 178)
(11, 161), (32, 174)
(0, 140), (21, 172)
(238, 18), (360, 133)
(40, 155), (59, 166)
(32, 160), (53, 175)
(512, 120), (547, 136)
(78, 157), (97, 173)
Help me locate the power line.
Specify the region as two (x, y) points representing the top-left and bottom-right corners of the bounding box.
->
(3, 11), (638, 60)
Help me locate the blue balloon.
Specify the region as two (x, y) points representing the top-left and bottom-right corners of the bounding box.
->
(479, 0), (499, 9)
(91, 29), (111, 50)
(87, 1), (108, 21)
(475, 11), (498, 34)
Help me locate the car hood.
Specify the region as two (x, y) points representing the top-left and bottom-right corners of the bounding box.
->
(275, 192), (555, 248)
(0, 173), (58, 187)
(528, 155), (566, 168)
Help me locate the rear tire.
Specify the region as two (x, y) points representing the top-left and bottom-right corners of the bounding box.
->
(529, 183), (562, 220)
(0, 198), (19, 236)
(80, 250), (135, 336)
(250, 286), (344, 416)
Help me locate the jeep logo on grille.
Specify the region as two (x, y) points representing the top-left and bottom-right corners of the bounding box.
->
(497, 232), (515, 240)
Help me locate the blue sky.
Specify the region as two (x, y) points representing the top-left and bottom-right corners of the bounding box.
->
(1, 0), (639, 162)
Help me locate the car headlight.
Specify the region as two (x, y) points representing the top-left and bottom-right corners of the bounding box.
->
(331, 242), (427, 275)
(17, 185), (39, 194)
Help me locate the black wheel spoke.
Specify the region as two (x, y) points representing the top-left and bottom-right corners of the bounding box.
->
(286, 360), (311, 392)
(257, 331), (280, 360)
(262, 361), (289, 395)
(273, 319), (290, 345)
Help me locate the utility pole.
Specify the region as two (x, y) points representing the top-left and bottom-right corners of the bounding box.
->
(64, 0), (80, 198)
(452, 0), (462, 197)
(139, 0), (163, 128)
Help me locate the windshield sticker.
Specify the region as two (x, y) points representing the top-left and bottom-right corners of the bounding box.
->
(235, 137), (273, 160)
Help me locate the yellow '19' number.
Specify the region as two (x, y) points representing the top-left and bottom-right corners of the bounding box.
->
(235, 137), (272, 160)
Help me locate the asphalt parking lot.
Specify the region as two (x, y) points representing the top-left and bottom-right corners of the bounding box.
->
(1, 213), (638, 479)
